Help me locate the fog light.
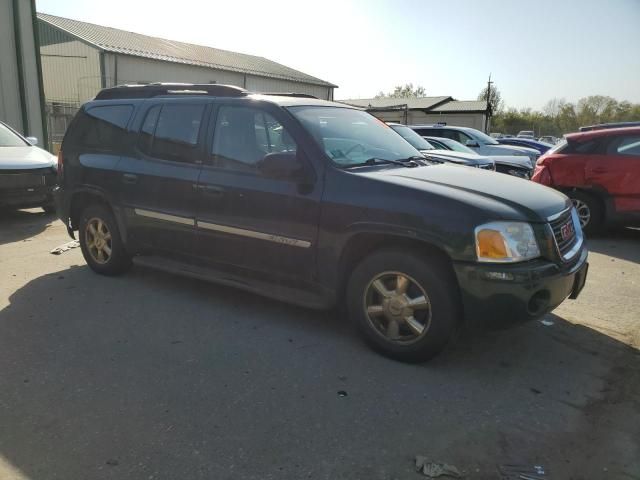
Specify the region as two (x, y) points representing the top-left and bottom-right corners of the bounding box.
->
(484, 271), (515, 281)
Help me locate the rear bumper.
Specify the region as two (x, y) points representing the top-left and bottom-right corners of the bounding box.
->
(454, 247), (588, 322)
(53, 185), (74, 237)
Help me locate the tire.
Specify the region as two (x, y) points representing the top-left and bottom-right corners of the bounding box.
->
(568, 190), (603, 235)
(42, 203), (56, 214)
(79, 204), (131, 275)
(346, 248), (461, 363)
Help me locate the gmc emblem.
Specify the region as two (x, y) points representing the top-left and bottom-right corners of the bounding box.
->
(561, 221), (575, 241)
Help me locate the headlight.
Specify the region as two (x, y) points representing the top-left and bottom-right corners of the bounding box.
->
(475, 221), (540, 262)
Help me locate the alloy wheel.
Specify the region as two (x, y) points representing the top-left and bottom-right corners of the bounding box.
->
(363, 271), (432, 344)
(85, 217), (113, 264)
(571, 198), (591, 228)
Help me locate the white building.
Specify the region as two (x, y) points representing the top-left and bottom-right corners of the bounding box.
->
(0, 0), (46, 146)
(37, 13), (337, 147)
(338, 96), (491, 131)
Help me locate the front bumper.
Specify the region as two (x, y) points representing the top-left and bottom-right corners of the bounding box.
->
(0, 185), (54, 209)
(454, 247), (588, 322)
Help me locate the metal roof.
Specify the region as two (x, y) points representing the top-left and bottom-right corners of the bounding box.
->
(37, 13), (337, 88)
(337, 97), (487, 112)
(338, 96), (451, 110)
(430, 100), (488, 112)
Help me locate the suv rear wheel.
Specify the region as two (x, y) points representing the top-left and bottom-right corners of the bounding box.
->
(568, 190), (603, 234)
(347, 249), (460, 362)
(79, 204), (131, 275)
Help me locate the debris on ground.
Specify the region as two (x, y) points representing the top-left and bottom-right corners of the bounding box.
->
(415, 457), (462, 478)
(498, 463), (546, 479)
(50, 240), (80, 255)
(337, 390), (348, 397)
(540, 319), (555, 327)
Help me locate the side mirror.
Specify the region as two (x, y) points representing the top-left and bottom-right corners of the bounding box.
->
(258, 151), (305, 180)
(465, 140), (479, 148)
(26, 136), (38, 146)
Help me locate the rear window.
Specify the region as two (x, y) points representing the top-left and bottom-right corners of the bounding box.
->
(69, 105), (133, 150)
(607, 135), (640, 156)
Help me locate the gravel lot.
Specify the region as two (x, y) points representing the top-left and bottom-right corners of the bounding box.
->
(1, 209), (638, 480)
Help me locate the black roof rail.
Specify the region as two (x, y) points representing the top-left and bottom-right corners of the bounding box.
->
(578, 121), (640, 132)
(260, 92), (318, 99)
(94, 83), (248, 100)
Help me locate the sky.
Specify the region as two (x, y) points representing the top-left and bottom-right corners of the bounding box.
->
(36, 0), (640, 110)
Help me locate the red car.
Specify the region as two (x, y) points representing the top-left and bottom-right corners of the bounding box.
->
(532, 127), (640, 233)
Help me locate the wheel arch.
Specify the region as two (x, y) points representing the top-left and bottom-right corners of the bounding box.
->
(69, 187), (128, 242)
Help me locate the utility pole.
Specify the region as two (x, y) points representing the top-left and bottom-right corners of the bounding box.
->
(484, 73), (493, 133)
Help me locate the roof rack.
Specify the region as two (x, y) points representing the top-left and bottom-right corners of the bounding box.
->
(261, 92), (318, 99)
(94, 83), (248, 100)
(578, 121), (640, 132)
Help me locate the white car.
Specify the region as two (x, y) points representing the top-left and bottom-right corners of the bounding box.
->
(0, 121), (57, 212)
(517, 130), (535, 139)
(410, 125), (539, 168)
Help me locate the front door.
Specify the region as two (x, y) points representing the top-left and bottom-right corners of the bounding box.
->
(118, 100), (209, 257)
(195, 103), (322, 281)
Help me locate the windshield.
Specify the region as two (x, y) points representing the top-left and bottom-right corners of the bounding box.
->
(470, 128), (500, 145)
(389, 125), (435, 150)
(433, 137), (477, 154)
(0, 123), (28, 147)
(288, 106), (421, 166)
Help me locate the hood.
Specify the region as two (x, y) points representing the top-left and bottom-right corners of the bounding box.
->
(421, 149), (492, 166)
(490, 144), (538, 157)
(488, 155), (533, 169)
(0, 146), (56, 170)
(362, 164), (568, 222)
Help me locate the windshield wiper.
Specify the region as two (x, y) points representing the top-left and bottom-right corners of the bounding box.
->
(348, 157), (423, 169)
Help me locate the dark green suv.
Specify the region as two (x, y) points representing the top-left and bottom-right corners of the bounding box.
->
(54, 84), (588, 362)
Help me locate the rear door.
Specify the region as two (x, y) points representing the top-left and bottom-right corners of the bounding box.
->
(118, 99), (209, 257)
(194, 101), (322, 280)
(587, 133), (640, 213)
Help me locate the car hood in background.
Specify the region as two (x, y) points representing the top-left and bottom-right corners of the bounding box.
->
(488, 155), (533, 169)
(364, 164), (568, 222)
(0, 146), (56, 170)
(421, 149), (493, 166)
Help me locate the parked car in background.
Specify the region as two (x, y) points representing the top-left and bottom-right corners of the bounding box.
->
(517, 130), (535, 139)
(424, 136), (533, 179)
(0, 121), (57, 212)
(497, 137), (554, 154)
(388, 123), (495, 170)
(532, 127), (640, 233)
(410, 124), (539, 166)
(54, 83), (588, 362)
(539, 135), (559, 145)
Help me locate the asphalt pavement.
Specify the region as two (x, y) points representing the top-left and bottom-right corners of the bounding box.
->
(0, 209), (638, 480)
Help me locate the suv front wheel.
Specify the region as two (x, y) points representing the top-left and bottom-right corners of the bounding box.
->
(347, 249), (460, 362)
(79, 204), (132, 275)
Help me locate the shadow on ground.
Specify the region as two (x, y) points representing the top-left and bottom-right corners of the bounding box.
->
(587, 227), (640, 263)
(0, 264), (638, 479)
(0, 208), (56, 246)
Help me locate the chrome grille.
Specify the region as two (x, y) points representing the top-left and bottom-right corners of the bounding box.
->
(548, 208), (580, 260)
(0, 169), (55, 190)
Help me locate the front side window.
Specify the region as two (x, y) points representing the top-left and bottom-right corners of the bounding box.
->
(390, 125), (434, 150)
(212, 106), (297, 173)
(0, 123), (28, 147)
(289, 106), (419, 167)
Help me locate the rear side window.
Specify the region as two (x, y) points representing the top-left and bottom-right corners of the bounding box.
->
(137, 103), (205, 163)
(607, 135), (640, 156)
(70, 105), (133, 150)
(564, 139), (600, 154)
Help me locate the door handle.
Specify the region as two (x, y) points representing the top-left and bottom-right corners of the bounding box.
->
(122, 173), (139, 184)
(198, 185), (225, 196)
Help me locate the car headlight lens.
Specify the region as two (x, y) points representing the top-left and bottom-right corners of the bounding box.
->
(475, 221), (540, 262)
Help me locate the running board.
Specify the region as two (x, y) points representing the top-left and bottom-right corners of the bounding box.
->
(132, 256), (333, 309)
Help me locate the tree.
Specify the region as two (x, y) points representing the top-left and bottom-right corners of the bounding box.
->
(478, 84), (503, 113)
(375, 83), (426, 99)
